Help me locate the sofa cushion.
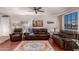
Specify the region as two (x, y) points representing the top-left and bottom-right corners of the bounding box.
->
(59, 33), (76, 39)
(58, 33), (66, 38)
(28, 28), (33, 33)
(60, 30), (77, 35)
(14, 28), (22, 32)
(33, 34), (49, 37)
(52, 35), (64, 48)
(12, 34), (20, 37)
(59, 30), (77, 39)
(29, 33), (35, 36)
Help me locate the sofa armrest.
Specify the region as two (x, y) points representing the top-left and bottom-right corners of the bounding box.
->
(9, 34), (14, 39)
(24, 33), (29, 36)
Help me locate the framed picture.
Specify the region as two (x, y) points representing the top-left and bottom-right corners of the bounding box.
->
(33, 20), (43, 27)
(47, 21), (54, 24)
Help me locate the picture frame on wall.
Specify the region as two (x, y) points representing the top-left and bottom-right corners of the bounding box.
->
(47, 21), (54, 24)
(32, 20), (43, 27)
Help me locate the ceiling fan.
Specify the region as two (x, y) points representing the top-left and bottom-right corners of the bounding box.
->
(32, 7), (44, 14)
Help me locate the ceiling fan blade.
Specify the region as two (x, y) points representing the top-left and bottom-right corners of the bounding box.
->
(38, 7), (42, 9)
(38, 10), (44, 12)
(29, 7), (44, 14)
(34, 7), (37, 10)
(35, 10), (37, 14)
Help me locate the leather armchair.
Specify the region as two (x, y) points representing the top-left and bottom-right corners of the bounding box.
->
(10, 28), (22, 42)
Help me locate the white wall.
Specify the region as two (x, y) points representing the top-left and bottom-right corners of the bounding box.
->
(43, 15), (60, 32)
(10, 14), (60, 33)
(0, 13), (60, 36)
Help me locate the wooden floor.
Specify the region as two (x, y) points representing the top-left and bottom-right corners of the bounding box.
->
(0, 40), (21, 51)
(0, 38), (64, 51)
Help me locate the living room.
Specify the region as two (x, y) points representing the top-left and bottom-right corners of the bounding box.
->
(0, 7), (79, 51)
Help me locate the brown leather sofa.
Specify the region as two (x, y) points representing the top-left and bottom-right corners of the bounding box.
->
(10, 28), (22, 42)
(52, 30), (78, 50)
(24, 28), (50, 40)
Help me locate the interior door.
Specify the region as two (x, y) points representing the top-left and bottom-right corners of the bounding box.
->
(0, 16), (10, 36)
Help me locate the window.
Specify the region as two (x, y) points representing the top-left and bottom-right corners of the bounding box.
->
(64, 12), (78, 30)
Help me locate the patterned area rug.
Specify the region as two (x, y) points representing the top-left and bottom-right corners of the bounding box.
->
(14, 41), (54, 51)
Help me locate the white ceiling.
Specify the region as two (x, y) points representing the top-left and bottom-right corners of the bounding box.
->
(0, 7), (78, 15)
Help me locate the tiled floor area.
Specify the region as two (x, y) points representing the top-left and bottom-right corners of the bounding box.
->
(0, 38), (64, 51)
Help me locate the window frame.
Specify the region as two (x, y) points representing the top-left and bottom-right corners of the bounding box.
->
(64, 12), (78, 30)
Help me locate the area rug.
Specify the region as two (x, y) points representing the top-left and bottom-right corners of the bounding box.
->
(14, 41), (54, 51)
